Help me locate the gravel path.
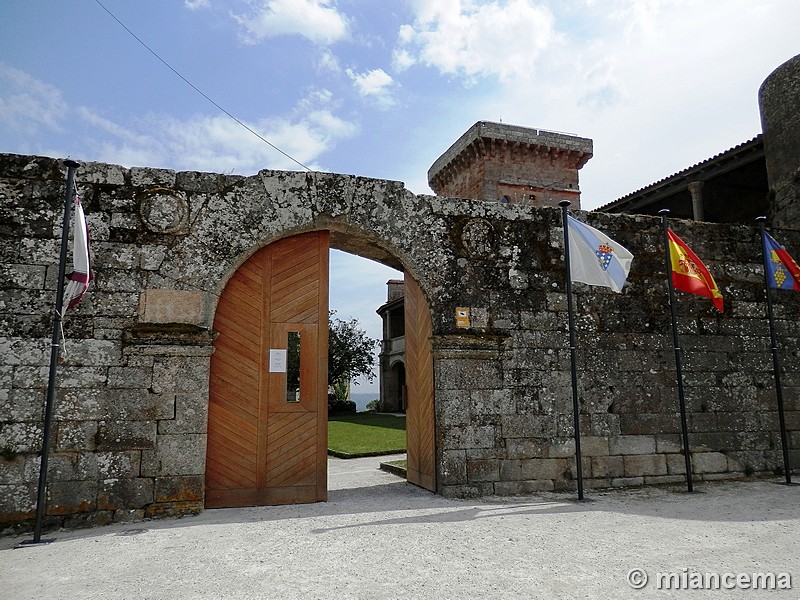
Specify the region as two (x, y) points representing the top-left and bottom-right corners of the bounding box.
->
(2, 455), (798, 599)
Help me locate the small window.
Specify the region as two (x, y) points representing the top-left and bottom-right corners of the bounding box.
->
(286, 331), (301, 402)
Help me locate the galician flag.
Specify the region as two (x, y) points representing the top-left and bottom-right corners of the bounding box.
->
(566, 215), (633, 293)
(666, 228), (723, 311)
(62, 193), (92, 312)
(762, 230), (800, 290)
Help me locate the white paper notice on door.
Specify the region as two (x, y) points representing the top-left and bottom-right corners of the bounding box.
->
(269, 349), (287, 373)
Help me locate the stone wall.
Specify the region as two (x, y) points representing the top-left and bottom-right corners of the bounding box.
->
(1, 152), (798, 531)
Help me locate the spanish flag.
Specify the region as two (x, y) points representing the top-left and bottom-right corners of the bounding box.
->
(666, 229), (723, 311)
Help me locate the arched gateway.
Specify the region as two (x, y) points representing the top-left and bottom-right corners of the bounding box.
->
(206, 230), (435, 507)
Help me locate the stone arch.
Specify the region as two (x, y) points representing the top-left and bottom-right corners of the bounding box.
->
(183, 176), (441, 504)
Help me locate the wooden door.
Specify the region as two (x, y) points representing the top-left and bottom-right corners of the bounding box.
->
(206, 231), (329, 508)
(404, 273), (436, 491)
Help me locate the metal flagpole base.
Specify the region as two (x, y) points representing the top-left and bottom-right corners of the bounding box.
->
(17, 538), (56, 548)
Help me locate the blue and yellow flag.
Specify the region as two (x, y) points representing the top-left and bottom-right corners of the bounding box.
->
(763, 231), (800, 290)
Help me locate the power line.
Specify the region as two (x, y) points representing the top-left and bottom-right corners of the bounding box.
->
(93, 0), (312, 172)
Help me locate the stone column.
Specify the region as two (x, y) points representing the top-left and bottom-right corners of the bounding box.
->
(687, 181), (705, 221)
(759, 53), (800, 228)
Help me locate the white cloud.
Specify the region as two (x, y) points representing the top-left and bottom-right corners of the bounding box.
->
(184, 0), (211, 9)
(317, 49), (342, 74)
(73, 90), (358, 173)
(346, 68), (398, 109)
(393, 0), (561, 82)
(0, 63), (67, 134)
(233, 0), (349, 45)
(403, 0), (800, 208)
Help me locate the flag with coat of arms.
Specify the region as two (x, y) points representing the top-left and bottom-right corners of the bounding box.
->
(762, 230), (800, 290)
(566, 215), (634, 293)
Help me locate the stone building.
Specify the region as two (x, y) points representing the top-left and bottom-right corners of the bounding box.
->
(376, 279), (406, 412)
(428, 121), (593, 208)
(1, 54), (799, 532)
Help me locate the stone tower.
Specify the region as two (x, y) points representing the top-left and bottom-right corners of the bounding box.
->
(759, 53), (800, 229)
(427, 121), (593, 208)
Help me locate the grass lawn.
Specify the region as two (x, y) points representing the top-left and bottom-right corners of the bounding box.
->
(328, 412), (406, 458)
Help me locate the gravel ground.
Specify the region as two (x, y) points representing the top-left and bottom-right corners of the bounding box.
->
(2, 455), (799, 599)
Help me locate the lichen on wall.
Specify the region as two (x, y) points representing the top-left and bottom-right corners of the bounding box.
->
(1, 152), (799, 532)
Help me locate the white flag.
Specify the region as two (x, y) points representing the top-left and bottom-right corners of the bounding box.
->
(566, 215), (633, 293)
(62, 195), (92, 312)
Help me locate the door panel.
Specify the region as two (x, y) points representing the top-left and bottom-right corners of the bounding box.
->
(404, 273), (437, 492)
(206, 231), (329, 508)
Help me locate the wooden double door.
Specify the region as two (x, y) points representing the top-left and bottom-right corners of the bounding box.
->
(205, 231), (435, 508)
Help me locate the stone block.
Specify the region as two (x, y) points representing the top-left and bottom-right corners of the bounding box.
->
(113, 508), (146, 523)
(0, 421), (43, 453)
(140, 434), (206, 477)
(0, 483), (36, 520)
(152, 358), (210, 394)
(436, 391), (472, 427)
(620, 413), (680, 435)
(106, 366), (153, 389)
(467, 459), (500, 483)
(611, 476), (643, 487)
(0, 388), (43, 421)
(96, 420), (157, 451)
(54, 388), (105, 421)
(96, 451), (141, 478)
(609, 435), (656, 455)
(440, 450), (467, 486)
(104, 389), (176, 421)
(64, 510), (114, 529)
(139, 289), (211, 326)
(505, 438), (547, 460)
(687, 412), (718, 433)
(501, 415), (557, 438)
(154, 475), (204, 503)
(449, 424), (497, 449)
(500, 460), (523, 481)
(548, 439), (575, 458)
(470, 389), (516, 416)
(46, 480), (97, 515)
(643, 475), (687, 485)
(144, 500), (203, 520)
(97, 478), (154, 510)
(440, 484), (493, 499)
(581, 436), (609, 456)
(0, 456), (26, 485)
(55, 421), (98, 452)
(521, 458), (566, 480)
(692, 452), (728, 474)
(435, 358), (502, 391)
(493, 480), (554, 495)
(157, 392), (208, 435)
(655, 434), (683, 453)
(666, 453), (687, 475)
(591, 456), (624, 479)
(623, 454), (667, 477)
(589, 413), (621, 436)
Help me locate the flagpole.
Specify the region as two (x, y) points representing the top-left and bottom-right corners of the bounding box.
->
(559, 200), (584, 501)
(22, 159), (80, 545)
(755, 216), (792, 484)
(658, 209), (693, 493)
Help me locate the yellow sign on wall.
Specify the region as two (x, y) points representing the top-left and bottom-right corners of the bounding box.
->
(455, 307), (470, 328)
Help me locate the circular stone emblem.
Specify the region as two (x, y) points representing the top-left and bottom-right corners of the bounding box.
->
(139, 189), (189, 234)
(461, 218), (495, 257)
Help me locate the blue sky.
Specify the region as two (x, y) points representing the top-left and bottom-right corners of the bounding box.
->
(2, 0), (799, 391)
